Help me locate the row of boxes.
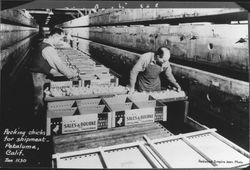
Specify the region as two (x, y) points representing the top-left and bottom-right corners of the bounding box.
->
(49, 73), (119, 89)
(46, 94), (167, 136)
(45, 85), (128, 99)
(48, 48), (119, 89)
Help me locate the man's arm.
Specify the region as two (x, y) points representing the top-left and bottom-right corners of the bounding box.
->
(42, 47), (77, 79)
(49, 68), (62, 76)
(163, 62), (181, 91)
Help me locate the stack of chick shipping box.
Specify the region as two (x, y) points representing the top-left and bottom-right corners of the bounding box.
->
(44, 48), (188, 136)
(103, 94), (167, 127)
(49, 48), (119, 88)
(46, 98), (112, 136)
(45, 48), (120, 135)
(46, 93), (168, 136)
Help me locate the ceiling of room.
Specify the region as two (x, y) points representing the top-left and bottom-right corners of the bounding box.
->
(2, 1), (249, 28)
(26, 8), (96, 27)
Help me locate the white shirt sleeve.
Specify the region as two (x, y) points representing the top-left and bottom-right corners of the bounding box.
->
(42, 47), (77, 79)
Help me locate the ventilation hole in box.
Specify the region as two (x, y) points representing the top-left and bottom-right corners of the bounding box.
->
(208, 43), (213, 50)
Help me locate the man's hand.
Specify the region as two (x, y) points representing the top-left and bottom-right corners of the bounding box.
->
(70, 76), (79, 81)
(126, 86), (135, 94)
(67, 68), (79, 79)
(173, 85), (181, 92)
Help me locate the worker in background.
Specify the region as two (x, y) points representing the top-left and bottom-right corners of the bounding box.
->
(128, 47), (181, 93)
(29, 27), (78, 117)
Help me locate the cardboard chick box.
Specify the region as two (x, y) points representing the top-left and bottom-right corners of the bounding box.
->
(80, 73), (119, 87)
(77, 98), (112, 129)
(50, 80), (82, 89)
(47, 100), (77, 110)
(103, 95), (156, 128)
(94, 65), (110, 74)
(46, 98), (111, 136)
(76, 98), (105, 107)
(128, 94), (167, 122)
(95, 73), (119, 86)
(148, 90), (186, 100)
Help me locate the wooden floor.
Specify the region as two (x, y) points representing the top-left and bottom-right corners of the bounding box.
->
(53, 122), (173, 154)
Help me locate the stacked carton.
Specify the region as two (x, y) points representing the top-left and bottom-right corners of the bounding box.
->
(44, 48), (123, 100)
(46, 94), (168, 135)
(46, 98), (112, 136)
(48, 48), (119, 88)
(45, 48), (176, 136)
(103, 94), (167, 128)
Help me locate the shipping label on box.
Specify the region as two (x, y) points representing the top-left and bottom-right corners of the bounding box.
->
(62, 114), (98, 134)
(112, 107), (155, 127)
(134, 101), (167, 122)
(47, 112), (112, 136)
(125, 107), (155, 125)
(46, 114), (97, 136)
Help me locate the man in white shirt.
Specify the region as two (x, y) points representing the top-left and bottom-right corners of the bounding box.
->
(30, 27), (77, 78)
(29, 28), (78, 117)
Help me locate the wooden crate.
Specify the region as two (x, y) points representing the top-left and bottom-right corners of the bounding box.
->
(52, 141), (160, 168)
(144, 129), (250, 168)
(53, 122), (173, 154)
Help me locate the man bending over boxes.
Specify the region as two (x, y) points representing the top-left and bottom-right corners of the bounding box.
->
(128, 47), (181, 93)
(29, 28), (78, 117)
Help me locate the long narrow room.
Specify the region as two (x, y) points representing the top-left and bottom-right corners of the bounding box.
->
(1, 1), (249, 168)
